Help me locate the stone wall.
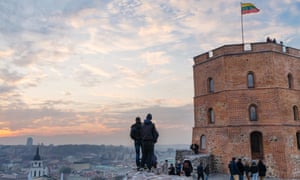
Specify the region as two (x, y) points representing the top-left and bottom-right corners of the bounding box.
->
(175, 150), (215, 173)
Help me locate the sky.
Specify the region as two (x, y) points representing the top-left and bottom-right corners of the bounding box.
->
(0, 0), (300, 146)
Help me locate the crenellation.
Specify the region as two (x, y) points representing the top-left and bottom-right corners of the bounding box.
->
(194, 42), (300, 66)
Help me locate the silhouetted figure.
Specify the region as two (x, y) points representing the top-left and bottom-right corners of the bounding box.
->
(141, 113), (159, 171)
(130, 117), (143, 170)
(266, 37), (272, 43)
(190, 143), (199, 154)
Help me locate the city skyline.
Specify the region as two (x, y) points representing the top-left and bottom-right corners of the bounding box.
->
(0, 0), (300, 146)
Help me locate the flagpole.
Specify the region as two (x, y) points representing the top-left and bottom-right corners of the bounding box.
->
(241, 2), (244, 44)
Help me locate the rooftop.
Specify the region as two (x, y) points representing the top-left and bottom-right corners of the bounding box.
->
(194, 42), (300, 65)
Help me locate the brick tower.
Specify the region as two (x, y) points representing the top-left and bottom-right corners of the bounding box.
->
(192, 42), (300, 179)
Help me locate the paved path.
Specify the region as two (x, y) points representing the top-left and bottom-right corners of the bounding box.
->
(125, 171), (289, 180)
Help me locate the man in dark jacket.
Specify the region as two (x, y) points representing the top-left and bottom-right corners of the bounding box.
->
(197, 162), (204, 180)
(229, 157), (240, 180)
(257, 159), (267, 180)
(130, 117), (143, 170)
(236, 158), (245, 180)
(141, 113), (159, 171)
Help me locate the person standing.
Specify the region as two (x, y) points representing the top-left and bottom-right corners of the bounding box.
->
(257, 160), (267, 180)
(182, 159), (193, 177)
(229, 157), (240, 180)
(197, 162), (205, 180)
(250, 160), (258, 180)
(130, 117), (143, 170)
(175, 160), (182, 176)
(244, 160), (251, 180)
(168, 163), (176, 175)
(237, 158), (245, 180)
(162, 160), (169, 174)
(141, 113), (159, 171)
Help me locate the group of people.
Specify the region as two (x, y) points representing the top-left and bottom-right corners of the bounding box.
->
(174, 159), (209, 179)
(228, 157), (267, 180)
(130, 113), (159, 172)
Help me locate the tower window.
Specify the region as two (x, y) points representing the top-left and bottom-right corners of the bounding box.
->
(249, 104), (258, 121)
(200, 135), (206, 150)
(288, 73), (293, 89)
(208, 108), (215, 123)
(247, 72), (255, 88)
(208, 77), (214, 93)
(297, 132), (300, 150)
(294, 106), (299, 121)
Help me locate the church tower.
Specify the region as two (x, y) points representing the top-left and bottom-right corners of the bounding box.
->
(192, 41), (300, 179)
(28, 146), (49, 180)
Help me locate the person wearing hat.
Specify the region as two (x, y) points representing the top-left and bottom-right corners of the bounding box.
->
(140, 113), (159, 171)
(130, 116), (143, 170)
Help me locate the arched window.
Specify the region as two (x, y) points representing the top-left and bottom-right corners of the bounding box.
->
(249, 104), (258, 121)
(208, 77), (214, 93)
(250, 131), (264, 159)
(297, 132), (300, 150)
(247, 72), (254, 88)
(288, 73), (293, 89)
(200, 135), (206, 150)
(294, 106), (299, 121)
(208, 108), (215, 123)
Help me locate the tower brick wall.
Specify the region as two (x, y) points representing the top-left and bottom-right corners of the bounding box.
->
(192, 42), (300, 179)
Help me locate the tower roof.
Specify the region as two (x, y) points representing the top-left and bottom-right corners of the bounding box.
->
(33, 146), (41, 161)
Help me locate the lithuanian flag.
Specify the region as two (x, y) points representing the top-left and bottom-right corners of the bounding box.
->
(241, 3), (260, 15)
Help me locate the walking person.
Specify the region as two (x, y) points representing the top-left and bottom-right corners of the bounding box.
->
(130, 117), (143, 170)
(257, 160), (267, 180)
(197, 162), (204, 180)
(141, 113), (159, 172)
(204, 164), (209, 180)
(250, 160), (258, 180)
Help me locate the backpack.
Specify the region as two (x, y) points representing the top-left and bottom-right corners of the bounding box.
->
(130, 123), (142, 140)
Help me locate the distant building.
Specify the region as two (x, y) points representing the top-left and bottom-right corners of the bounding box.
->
(192, 42), (300, 179)
(72, 162), (90, 172)
(26, 137), (33, 146)
(28, 146), (49, 180)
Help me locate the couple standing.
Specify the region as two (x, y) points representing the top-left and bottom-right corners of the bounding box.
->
(130, 113), (159, 171)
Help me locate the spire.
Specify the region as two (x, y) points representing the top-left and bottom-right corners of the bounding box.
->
(33, 146), (41, 160)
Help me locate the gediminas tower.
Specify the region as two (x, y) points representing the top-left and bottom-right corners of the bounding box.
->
(192, 41), (300, 179)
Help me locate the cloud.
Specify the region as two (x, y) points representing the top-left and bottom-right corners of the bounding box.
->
(80, 64), (111, 78)
(140, 51), (171, 66)
(0, 49), (14, 58)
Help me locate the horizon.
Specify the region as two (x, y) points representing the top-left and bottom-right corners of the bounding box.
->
(1, 0), (300, 145)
